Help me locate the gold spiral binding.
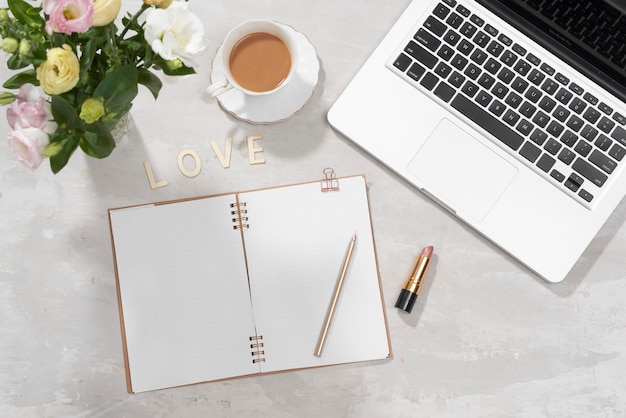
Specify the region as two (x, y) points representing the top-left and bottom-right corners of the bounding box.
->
(231, 202), (250, 230)
(249, 335), (265, 364)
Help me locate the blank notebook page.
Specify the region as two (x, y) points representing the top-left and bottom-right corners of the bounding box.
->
(240, 176), (391, 373)
(110, 195), (259, 393)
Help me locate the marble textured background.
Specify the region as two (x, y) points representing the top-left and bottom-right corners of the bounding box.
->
(1, 1), (626, 417)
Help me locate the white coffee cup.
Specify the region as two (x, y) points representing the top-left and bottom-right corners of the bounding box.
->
(207, 20), (299, 97)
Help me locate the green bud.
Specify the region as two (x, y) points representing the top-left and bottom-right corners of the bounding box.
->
(165, 58), (183, 71)
(1, 37), (18, 53)
(79, 98), (105, 124)
(0, 91), (16, 105)
(18, 39), (30, 55)
(43, 142), (63, 158)
(0, 9), (9, 21)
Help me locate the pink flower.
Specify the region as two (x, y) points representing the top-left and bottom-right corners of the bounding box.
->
(7, 127), (50, 170)
(6, 84), (57, 133)
(44, 0), (94, 35)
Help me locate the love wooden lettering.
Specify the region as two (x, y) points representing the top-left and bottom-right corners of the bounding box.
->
(143, 135), (265, 189)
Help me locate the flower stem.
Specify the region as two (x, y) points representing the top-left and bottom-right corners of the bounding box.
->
(120, 4), (151, 39)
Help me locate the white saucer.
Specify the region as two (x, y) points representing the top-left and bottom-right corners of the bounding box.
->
(209, 23), (320, 124)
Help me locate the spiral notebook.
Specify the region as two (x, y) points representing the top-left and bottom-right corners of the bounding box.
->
(108, 173), (392, 393)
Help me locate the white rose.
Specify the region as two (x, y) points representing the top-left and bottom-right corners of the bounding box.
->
(143, 1), (207, 67)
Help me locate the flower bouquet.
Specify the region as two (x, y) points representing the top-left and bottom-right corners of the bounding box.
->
(0, 0), (207, 172)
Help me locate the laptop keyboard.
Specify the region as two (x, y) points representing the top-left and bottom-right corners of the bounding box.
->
(387, 0), (626, 207)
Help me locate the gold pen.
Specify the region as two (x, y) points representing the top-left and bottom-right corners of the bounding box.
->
(315, 232), (357, 357)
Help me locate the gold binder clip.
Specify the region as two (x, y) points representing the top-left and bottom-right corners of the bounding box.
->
(321, 168), (339, 192)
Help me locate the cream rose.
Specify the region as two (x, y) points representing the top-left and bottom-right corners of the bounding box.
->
(92, 0), (121, 26)
(143, 0), (173, 8)
(36, 45), (80, 95)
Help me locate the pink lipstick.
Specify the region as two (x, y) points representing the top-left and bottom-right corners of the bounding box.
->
(394, 246), (433, 313)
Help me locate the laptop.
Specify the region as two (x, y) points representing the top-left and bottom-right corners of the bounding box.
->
(328, 0), (626, 283)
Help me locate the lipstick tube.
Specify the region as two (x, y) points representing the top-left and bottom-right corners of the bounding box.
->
(395, 246), (433, 313)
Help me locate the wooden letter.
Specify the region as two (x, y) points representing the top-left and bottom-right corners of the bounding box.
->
(210, 137), (233, 168)
(247, 135), (266, 165)
(177, 149), (202, 178)
(143, 161), (169, 189)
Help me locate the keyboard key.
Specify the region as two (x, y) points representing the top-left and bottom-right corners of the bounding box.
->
(583, 93), (599, 106)
(568, 98), (586, 114)
(530, 128), (548, 145)
(407, 62), (426, 81)
(598, 116), (615, 133)
(464, 63), (481, 79)
(473, 31), (491, 48)
(478, 73), (496, 89)
(599, 102), (613, 115)
(460, 22), (477, 38)
(573, 158), (608, 187)
(524, 86), (542, 103)
(406, 41), (439, 70)
(546, 120), (564, 137)
(541, 79), (559, 95)
(539, 96), (557, 112)
(560, 130), (578, 147)
(613, 112), (626, 126)
(551, 169), (565, 182)
(450, 94), (524, 150)
(497, 68), (515, 84)
(555, 73), (569, 85)
(435, 62), (452, 78)
(492, 82), (509, 99)
(527, 53), (541, 66)
(595, 134), (612, 151)
(489, 99), (506, 116)
(457, 39), (474, 55)
(446, 12), (463, 29)
(558, 148), (576, 165)
(415, 28), (441, 52)
(540, 63), (555, 75)
(486, 40), (504, 57)
(611, 126), (626, 146)
(555, 88), (573, 104)
(566, 115), (584, 132)
(520, 141), (541, 162)
(503, 109), (520, 126)
(553, 105), (570, 122)
(565, 173), (583, 192)
(442, 0), (457, 6)
(536, 154), (556, 172)
(512, 43), (527, 56)
(437, 44), (455, 61)
(424, 16), (447, 37)
(500, 50), (518, 66)
(434, 81), (456, 102)
(589, 149), (617, 174)
(448, 71), (466, 87)
(505, 91), (523, 109)
(420, 72), (439, 90)
(484, 24), (498, 37)
(532, 111), (550, 128)
(569, 83), (584, 95)
(470, 14), (485, 26)
(528, 69), (545, 85)
(393, 53), (412, 71)
(609, 143), (625, 161)
(544, 138), (562, 155)
(580, 125), (598, 141)
(451, 54), (469, 70)
(456, 4), (471, 17)
(485, 57), (501, 74)
(443, 30), (462, 46)
(462, 80), (479, 97)
(433, 3), (451, 19)
(511, 77), (529, 93)
(516, 119), (534, 136)
(574, 139), (592, 157)
(476, 90), (493, 106)
(513, 60), (531, 76)
(579, 189), (594, 202)
(583, 107), (601, 124)
(519, 101), (536, 117)
(470, 49), (488, 65)
(498, 33), (513, 46)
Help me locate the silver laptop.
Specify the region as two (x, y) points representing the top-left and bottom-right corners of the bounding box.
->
(328, 0), (626, 282)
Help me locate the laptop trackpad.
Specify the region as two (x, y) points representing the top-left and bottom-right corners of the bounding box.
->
(407, 118), (518, 221)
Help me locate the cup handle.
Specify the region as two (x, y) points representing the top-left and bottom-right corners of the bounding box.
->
(206, 79), (233, 97)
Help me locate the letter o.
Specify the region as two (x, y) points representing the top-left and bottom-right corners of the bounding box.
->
(177, 149), (202, 178)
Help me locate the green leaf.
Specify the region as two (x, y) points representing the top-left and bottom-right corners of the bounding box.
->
(3, 69), (37, 89)
(79, 37), (99, 85)
(7, 0), (44, 26)
(7, 53), (31, 70)
(49, 134), (79, 174)
(152, 56), (196, 76)
(137, 68), (162, 99)
(51, 95), (82, 129)
(93, 64), (138, 115)
(80, 122), (116, 158)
